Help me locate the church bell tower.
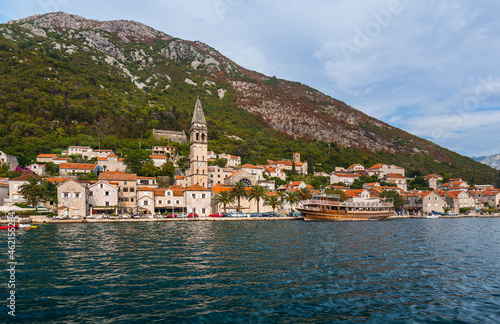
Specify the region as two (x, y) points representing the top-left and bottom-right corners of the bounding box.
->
(187, 98), (208, 187)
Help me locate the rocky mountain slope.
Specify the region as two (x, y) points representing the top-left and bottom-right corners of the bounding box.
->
(0, 12), (498, 184)
(3, 12), (426, 152)
(473, 154), (500, 170)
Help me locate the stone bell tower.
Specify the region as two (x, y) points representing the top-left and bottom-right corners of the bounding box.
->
(187, 98), (208, 188)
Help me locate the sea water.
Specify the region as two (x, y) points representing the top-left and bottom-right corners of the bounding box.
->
(2, 218), (500, 323)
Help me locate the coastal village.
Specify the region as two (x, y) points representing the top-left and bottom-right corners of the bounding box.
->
(0, 99), (499, 220)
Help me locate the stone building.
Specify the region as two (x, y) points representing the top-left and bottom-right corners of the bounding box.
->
(186, 98), (208, 188)
(152, 129), (187, 144)
(57, 179), (88, 218)
(0, 151), (18, 170)
(98, 171), (138, 214)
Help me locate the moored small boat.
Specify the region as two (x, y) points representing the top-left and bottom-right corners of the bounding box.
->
(295, 193), (394, 221)
(0, 224), (19, 230)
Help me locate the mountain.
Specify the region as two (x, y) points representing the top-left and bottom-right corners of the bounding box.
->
(473, 154), (500, 170)
(0, 12), (499, 185)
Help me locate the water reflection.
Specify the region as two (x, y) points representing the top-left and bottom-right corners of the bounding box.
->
(3, 219), (500, 323)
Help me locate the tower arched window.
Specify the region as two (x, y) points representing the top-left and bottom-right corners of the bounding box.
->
(202, 133), (205, 141)
(196, 133), (199, 141)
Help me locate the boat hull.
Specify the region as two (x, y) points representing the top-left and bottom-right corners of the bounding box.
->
(295, 208), (393, 221)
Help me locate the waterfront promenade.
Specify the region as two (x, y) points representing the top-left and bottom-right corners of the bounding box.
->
(4, 215), (303, 224)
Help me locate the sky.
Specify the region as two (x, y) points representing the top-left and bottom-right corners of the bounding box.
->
(1, 0), (500, 157)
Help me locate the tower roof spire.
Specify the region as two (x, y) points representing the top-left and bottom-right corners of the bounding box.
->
(191, 97), (206, 125)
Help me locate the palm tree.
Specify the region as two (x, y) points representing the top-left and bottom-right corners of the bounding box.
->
(284, 191), (301, 213)
(19, 176), (47, 212)
(230, 181), (248, 212)
(213, 190), (235, 213)
(248, 185), (268, 213)
(297, 187), (312, 201)
(264, 194), (281, 214)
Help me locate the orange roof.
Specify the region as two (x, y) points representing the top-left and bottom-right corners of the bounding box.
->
(44, 177), (71, 183)
(59, 163), (97, 170)
(242, 164), (261, 169)
(186, 184), (210, 191)
(333, 173), (360, 178)
(369, 164), (384, 169)
(174, 175), (185, 180)
(99, 171), (137, 181)
(53, 157), (71, 160)
(344, 189), (367, 197)
(37, 154), (56, 158)
(108, 154), (118, 157)
(138, 176), (156, 180)
(385, 173), (405, 179)
(290, 181), (304, 186)
(97, 157), (107, 161)
(136, 187), (156, 191)
(212, 184), (232, 194)
(150, 155), (167, 159)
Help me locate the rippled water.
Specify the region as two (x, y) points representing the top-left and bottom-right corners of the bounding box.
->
(2, 218), (500, 323)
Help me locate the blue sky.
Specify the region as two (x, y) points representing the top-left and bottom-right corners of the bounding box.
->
(2, 0), (500, 157)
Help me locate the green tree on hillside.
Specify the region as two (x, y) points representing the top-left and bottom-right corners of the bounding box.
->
(124, 150), (152, 175)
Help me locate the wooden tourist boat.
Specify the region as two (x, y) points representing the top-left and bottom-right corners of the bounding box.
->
(295, 193), (394, 221)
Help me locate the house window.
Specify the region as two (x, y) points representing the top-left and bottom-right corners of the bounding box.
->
(130, 188), (135, 192)
(175, 200), (180, 204)
(167, 200), (171, 205)
(131, 198), (134, 202)
(105, 191), (110, 196)
(89, 191), (93, 196)
(158, 200), (163, 205)
(192, 194), (196, 198)
(105, 201), (110, 206)
(63, 192), (69, 198)
(123, 188), (128, 192)
(167, 192), (171, 196)
(202, 208), (206, 213)
(202, 194), (206, 199)
(144, 201), (149, 206)
(74, 193), (80, 198)
(100, 184), (103, 189)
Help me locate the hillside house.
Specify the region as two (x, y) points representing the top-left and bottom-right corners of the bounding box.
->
(59, 163), (98, 175)
(367, 164), (405, 178)
(330, 173), (361, 186)
(0, 151), (18, 171)
(445, 191), (475, 214)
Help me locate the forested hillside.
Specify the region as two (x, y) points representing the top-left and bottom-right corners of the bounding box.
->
(0, 12), (499, 186)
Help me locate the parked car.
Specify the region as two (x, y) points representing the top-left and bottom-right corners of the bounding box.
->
(177, 213), (188, 218)
(229, 212), (245, 217)
(167, 213), (177, 218)
(209, 213), (223, 217)
(250, 212), (262, 217)
(187, 213), (199, 218)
